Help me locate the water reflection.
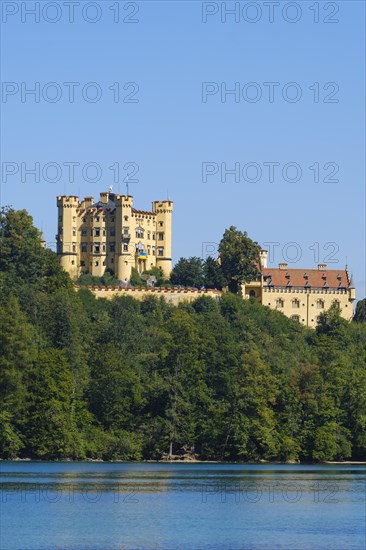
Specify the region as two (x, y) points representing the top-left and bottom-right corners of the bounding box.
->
(1, 463), (365, 550)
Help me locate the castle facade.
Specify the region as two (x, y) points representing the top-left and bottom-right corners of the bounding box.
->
(56, 191), (173, 281)
(242, 251), (356, 328)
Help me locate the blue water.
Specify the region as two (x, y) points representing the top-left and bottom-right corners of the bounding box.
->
(0, 462), (365, 550)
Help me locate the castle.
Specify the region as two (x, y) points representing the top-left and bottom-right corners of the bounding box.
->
(56, 191), (173, 281)
(57, 191), (355, 327)
(242, 251), (355, 328)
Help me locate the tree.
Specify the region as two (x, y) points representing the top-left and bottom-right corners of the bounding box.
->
(203, 256), (227, 290)
(170, 257), (204, 287)
(218, 226), (261, 293)
(25, 349), (79, 459)
(0, 206), (71, 293)
(0, 294), (37, 457)
(354, 298), (366, 322)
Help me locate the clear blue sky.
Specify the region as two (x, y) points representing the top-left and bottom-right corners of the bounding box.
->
(1, 1), (365, 297)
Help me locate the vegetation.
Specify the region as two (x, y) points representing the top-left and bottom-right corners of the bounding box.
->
(0, 207), (365, 462)
(76, 270), (119, 288)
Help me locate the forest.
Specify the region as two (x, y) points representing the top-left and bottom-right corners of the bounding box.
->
(1, 208), (366, 462)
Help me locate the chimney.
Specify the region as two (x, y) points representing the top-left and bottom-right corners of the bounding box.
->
(279, 263), (288, 270)
(100, 192), (109, 204)
(318, 264), (327, 270)
(260, 250), (268, 268)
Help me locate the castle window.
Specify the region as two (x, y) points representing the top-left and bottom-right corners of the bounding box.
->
(291, 315), (300, 322)
(159, 221), (164, 227)
(95, 261), (99, 267)
(72, 229), (76, 236)
(103, 230), (106, 236)
(109, 243), (115, 252)
(124, 216), (128, 221)
(152, 246), (156, 256)
(123, 243), (129, 252)
(81, 228), (87, 237)
(158, 232), (164, 241)
(148, 231), (151, 240)
(81, 243), (87, 252)
(80, 261), (85, 267)
(72, 244), (76, 252)
(94, 243), (100, 253)
(136, 228), (144, 239)
(147, 246), (151, 255)
(333, 300), (340, 309)
(95, 228), (100, 237)
(71, 260), (75, 265)
(292, 299), (300, 309)
(83, 217), (87, 223)
(276, 298), (284, 308)
(157, 247), (164, 257)
(96, 217), (100, 222)
(317, 299), (325, 309)
(102, 244), (106, 252)
(152, 232), (156, 240)
(249, 290), (256, 298)
(110, 228), (116, 237)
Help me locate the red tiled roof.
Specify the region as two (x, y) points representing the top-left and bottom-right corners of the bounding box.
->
(262, 268), (350, 289)
(132, 208), (155, 216)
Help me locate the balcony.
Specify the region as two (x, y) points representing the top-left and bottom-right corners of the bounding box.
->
(122, 232), (131, 241)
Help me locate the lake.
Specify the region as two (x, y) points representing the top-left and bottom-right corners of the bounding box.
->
(0, 462), (365, 550)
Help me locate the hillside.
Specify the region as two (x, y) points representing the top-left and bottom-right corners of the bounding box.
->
(1, 207), (365, 462)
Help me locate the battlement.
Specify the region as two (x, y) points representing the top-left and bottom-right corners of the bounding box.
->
(57, 195), (80, 207)
(152, 200), (173, 214)
(75, 285), (221, 305)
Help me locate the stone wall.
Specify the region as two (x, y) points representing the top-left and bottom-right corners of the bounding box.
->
(75, 285), (222, 305)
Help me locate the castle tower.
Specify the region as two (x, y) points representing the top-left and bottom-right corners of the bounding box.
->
(115, 194), (134, 281)
(152, 200), (173, 278)
(56, 195), (80, 280)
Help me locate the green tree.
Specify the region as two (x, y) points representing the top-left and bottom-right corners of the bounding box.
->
(25, 349), (80, 459)
(218, 226), (261, 293)
(203, 256), (227, 290)
(0, 207), (71, 292)
(354, 298), (366, 322)
(170, 257), (204, 287)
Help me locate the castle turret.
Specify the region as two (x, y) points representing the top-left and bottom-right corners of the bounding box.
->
(152, 200), (173, 278)
(115, 194), (133, 281)
(56, 195), (80, 279)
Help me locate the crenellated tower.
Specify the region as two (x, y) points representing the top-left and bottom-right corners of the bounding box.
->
(56, 195), (81, 280)
(152, 200), (173, 278)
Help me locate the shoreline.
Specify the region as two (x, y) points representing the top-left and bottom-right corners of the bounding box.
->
(1, 458), (365, 465)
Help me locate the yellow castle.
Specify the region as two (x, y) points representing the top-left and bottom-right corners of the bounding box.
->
(57, 192), (355, 327)
(56, 191), (173, 281)
(242, 250), (356, 328)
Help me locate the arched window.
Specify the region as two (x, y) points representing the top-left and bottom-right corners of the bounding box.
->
(249, 290), (256, 298)
(317, 299), (325, 309)
(276, 298), (284, 308)
(292, 299), (300, 309)
(333, 300), (340, 309)
(135, 227), (144, 239)
(291, 315), (300, 322)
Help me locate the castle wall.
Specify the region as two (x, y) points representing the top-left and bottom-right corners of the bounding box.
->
(76, 286), (221, 305)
